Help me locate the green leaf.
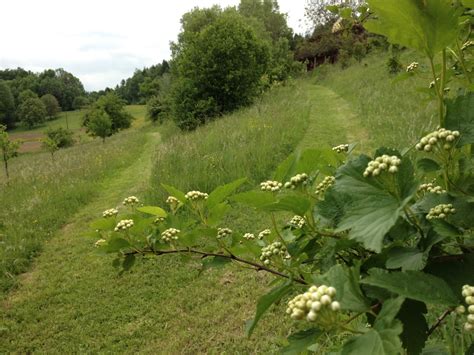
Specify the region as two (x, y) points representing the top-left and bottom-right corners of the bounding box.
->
(314, 264), (370, 312)
(342, 298), (404, 355)
(105, 237), (130, 253)
(90, 218), (116, 231)
(260, 195), (311, 216)
(274, 153), (298, 182)
(361, 269), (458, 306)
(397, 299), (428, 355)
(445, 92), (474, 145)
(417, 158), (441, 173)
(386, 247), (426, 271)
(232, 191), (276, 209)
(199, 256), (231, 274)
(334, 155), (416, 252)
(161, 184), (187, 204)
(340, 7), (353, 19)
(326, 5), (339, 14)
(122, 254), (135, 271)
(206, 178), (246, 209)
(462, 0), (474, 8)
(207, 202), (230, 227)
(137, 206), (167, 217)
(245, 281), (293, 337)
(281, 328), (322, 355)
(365, 0), (460, 58)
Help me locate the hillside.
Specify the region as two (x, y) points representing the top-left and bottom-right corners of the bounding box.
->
(0, 52), (438, 352)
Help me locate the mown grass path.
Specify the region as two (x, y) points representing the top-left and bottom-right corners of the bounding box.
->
(0, 83), (367, 353)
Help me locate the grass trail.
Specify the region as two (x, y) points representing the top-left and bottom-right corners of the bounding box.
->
(1, 83), (366, 353)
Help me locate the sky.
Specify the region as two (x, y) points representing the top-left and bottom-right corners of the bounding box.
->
(0, 0), (306, 91)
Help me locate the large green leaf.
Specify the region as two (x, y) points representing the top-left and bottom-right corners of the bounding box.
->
(245, 281), (293, 337)
(334, 155), (416, 252)
(206, 178), (246, 209)
(342, 297), (404, 355)
(161, 184), (187, 204)
(365, 0), (460, 58)
(386, 247), (426, 271)
(281, 328), (322, 355)
(232, 191), (276, 208)
(361, 269), (458, 306)
(445, 92), (474, 145)
(397, 299), (428, 355)
(137, 206), (167, 217)
(90, 218), (116, 231)
(260, 195), (311, 216)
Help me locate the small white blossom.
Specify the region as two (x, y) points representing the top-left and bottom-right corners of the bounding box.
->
(287, 285), (340, 322)
(260, 242), (289, 265)
(258, 229), (271, 240)
(363, 155), (401, 177)
(462, 285), (474, 332)
(102, 208), (119, 218)
(243, 233), (256, 241)
(114, 219), (134, 232)
(185, 190), (209, 201)
(332, 144), (349, 153)
(289, 215), (305, 229)
(419, 183), (446, 195)
(315, 176), (335, 195)
(94, 239), (107, 247)
(154, 217), (165, 224)
(217, 227), (232, 239)
(260, 180), (283, 192)
(406, 62), (419, 72)
(426, 204), (455, 220)
(161, 228), (180, 242)
(429, 78), (440, 89)
(284, 173), (308, 189)
(166, 196), (180, 205)
(415, 128), (460, 153)
(123, 196), (139, 206)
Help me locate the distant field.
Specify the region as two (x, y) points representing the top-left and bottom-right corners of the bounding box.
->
(10, 105), (146, 153)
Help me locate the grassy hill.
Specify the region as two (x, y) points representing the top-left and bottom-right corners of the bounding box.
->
(0, 52), (436, 352)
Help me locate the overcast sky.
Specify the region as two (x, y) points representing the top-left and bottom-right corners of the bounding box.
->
(0, 0), (306, 91)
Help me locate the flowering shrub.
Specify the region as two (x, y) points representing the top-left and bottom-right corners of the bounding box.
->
(87, 1), (474, 353)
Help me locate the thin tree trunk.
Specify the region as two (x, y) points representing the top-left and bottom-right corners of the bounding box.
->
(3, 154), (9, 180)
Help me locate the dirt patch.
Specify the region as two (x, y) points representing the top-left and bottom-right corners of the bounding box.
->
(10, 132), (45, 153)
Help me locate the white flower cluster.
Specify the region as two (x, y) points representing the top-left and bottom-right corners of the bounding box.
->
(123, 196), (139, 206)
(154, 217), (165, 224)
(286, 285), (340, 321)
(289, 215), (305, 229)
(415, 128), (460, 152)
(185, 190), (209, 201)
(462, 40), (474, 51)
(243, 233), (256, 240)
(284, 173), (308, 189)
(260, 180), (283, 192)
(406, 62), (419, 72)
(315, 176), (336, 195)
(429, 78), (440, 89)
(332, 144), (349, 153)
(258, 229), (271, 240)
(161, 228), (180, 242)
(114, 219), (134, 232)
(462, 285), (474, 332)
(363, 155), (401, 177)
(95, 239), (107, 247)
(426, 203), (456, 220)
(166, 196), (180, 205)
(102, 208), (119, 218)
(260, 242), (288, 265)
(419, 183), (446, 195)
(217, 227), (232, 239)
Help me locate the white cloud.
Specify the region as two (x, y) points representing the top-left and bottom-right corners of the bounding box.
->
(0, 0), (306, 91)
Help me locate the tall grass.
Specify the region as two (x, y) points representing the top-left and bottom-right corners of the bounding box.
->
(316, 50), (438, 149)
(0, 130), (145, 293)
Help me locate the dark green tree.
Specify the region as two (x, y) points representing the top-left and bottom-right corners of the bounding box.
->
(45, 127), (74, 148)
(17, 97), (47, 127)
(41, 94), (61, 119)
(17, 89), (38, 105)
(83, 109), (113, 143)
(0, 81), (15, 128)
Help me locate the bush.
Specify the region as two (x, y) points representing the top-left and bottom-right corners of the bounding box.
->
(45, 127), (74, 148)
(83, 109), (112, 142)
(146, 95), (170, 124)
(41, 94), (61, 119)
(17, 97), (46, 127)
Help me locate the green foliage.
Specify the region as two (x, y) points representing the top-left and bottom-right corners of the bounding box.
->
(45, 127), (74, 148)
(0, 124), (20, 178)
(17, 97), (47, 127)
(83, 108), (112, 142)
(172, 10), (269, 130)
(0, 80), (15, 128)
(41, 94), (61, 119)
(146, 94), (169, 124)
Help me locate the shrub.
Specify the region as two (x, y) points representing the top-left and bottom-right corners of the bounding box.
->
(17, 97), (47, 127)
(41, 94), (61, 119)
(45, 127), (74, 148)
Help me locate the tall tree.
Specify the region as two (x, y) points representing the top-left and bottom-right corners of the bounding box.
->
(17, 97), (47, 127)
(41, 94), (61, 119)
(0, 81), (15, 128)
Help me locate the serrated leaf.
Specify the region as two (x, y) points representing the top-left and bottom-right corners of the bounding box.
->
(90, 218), (116, 231)
(340, 7), (352, 19)
(334, 155), (417, 252)
(274, 153), (298, 182)
(199, 256), (231, 275)
(122, 254), (135, 271)
(246, 281), (292, 337)
(361, 269), (458, 306)
(232, 191), (276, 209)
(260, 195), (311, 216)
(417, 158), (441, 173)
(386, 247), (426, 271)
(105, 237), (130, 253)
(281, 328), (322, 355)
(161, 184), (187, 204)
(445, 92), (474, 145)
(206, 178), (246, 209)
(137, 206), (167, 217)
(397, 299), (428, 355)
(365, 0), (460, 58)
(207, 202), (230, 227)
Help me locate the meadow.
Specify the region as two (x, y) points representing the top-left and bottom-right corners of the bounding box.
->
(1, 53), (441, 352)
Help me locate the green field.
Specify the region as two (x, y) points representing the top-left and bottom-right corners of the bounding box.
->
(0, 53), (440, 352)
